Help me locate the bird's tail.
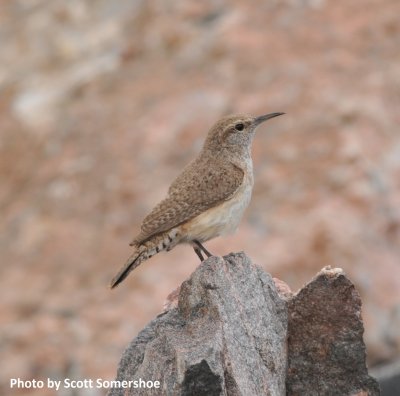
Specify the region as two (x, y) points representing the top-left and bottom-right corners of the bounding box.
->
(109, 250), (146, 289)
(110, 228), (180, 289)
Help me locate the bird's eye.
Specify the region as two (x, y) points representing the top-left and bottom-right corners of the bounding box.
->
(235, 123), (244, 131)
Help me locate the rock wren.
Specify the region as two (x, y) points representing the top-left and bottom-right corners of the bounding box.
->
(110, 112), (284, 288)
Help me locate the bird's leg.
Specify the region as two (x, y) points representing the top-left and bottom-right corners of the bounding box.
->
(193, 245), (205, 262)
(193, 240), (213, 258)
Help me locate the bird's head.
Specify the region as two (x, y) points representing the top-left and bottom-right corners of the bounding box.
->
(204, 112), (284, 153)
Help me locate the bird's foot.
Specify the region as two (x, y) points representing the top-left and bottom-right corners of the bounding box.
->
(193, 240), (213, 260)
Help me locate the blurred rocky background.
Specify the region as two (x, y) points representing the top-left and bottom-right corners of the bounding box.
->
(1, 0), (399, 395)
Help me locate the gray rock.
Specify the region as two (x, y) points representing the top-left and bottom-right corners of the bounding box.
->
(108, 252), (288, 396)
(371, 358), (400, 396)
(108, 254), (379, 396)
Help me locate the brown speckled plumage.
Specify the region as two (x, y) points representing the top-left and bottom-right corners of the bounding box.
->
(133, 157), (244, 245)
(110, 112), (284, 288)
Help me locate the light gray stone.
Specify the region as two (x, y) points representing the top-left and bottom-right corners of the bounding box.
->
(108, 252), (287, 396)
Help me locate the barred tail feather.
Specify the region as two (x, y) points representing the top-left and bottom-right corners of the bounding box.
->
(110, 228), (180, 289)
(110, 251), (146, 289)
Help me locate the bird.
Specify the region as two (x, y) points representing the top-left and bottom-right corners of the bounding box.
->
(110, 112), (284, 288)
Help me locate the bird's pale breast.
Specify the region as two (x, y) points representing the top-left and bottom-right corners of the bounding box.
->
(181, 159), (254, 243)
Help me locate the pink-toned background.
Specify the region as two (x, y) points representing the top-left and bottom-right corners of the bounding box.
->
(1, 1), (399, 394)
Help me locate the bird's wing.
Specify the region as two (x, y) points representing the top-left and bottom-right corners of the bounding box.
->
(131, 159), (244, 245)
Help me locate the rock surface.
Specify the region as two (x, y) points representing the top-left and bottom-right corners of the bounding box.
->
(109, 253), (379, 396)
(287, 266), (380, 396)
(108, 253), (287, 396)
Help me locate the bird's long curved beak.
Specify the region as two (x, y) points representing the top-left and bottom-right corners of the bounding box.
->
(254, 112), (285, 125)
